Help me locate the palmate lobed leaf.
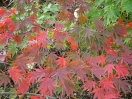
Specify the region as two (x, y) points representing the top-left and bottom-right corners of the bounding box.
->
(121, 52), (132, 65)
(38, 77), (55, 96)
(56, 57), (66, 67)
(8, 68), (23, 83)
(104, 64), (115, 76)
(115, 63), (130, 77)
(122, 0), (132, 14)
(53, 30), (67, 42)
(14, 54), (32, 71)
(99, 78), (116, 93)
(0, 71), (10, 90)
(113, 24), (128, 37)
(16, 79), (30, 95)
(92, 87), (105, 99)
(112, 76), (131, 93)
(26, 67), (45, 84)
(83, 79), (96, 92)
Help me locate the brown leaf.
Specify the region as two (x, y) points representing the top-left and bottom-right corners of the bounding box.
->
(0, 71), (10, 90)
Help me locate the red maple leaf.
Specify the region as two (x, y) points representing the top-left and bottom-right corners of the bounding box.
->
(83, 79), (96, 92)
(33, 53), (44, 65)
(16, 79), (29, 95)
(26, 67), (45, 84)
(121, 52), (132, 65)
(73, 65), (88, 83)
(38, 77), (55, 96)
(67, 59), (87, 82)
(104, 93), (120, 99)
(26, 14), (36, 24)
(23, 44), (39, 57)
(32, 23), (41, 33)
(8, 67), (23, 83)
(99, 78), (116, 93)
(53, 30), (67, 42)
(61, 78), (76, 96)
(36, 31), (48, 48)
(104, 64), (115, 76)
(115, 63), (129, 77)
(106, 49), (117, 57)
(92, 87), (105, 99)
(118, 80), (131, 93)
(91, 66), (104, 79)
(112, 77), (131, 93)
(15, 54), (31, 71)
(55, 23), (64, 30)
(96, 55), (106, 66)
(45, 52), (57, 67)
(55, 68), (76, 96)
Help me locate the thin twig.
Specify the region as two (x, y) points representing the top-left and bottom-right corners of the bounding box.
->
(0, 92), (56, 99)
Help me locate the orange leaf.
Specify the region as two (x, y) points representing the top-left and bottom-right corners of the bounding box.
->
(56, 57), (66, 67)
(127, 22), (132, 29)
(70, 43), (78, 51)
(68, 37), (78, 51)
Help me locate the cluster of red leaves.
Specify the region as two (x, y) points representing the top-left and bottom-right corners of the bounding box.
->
(0, 0), (132, 99)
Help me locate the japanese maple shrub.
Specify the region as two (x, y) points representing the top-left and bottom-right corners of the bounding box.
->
(0, 0), (132, 99)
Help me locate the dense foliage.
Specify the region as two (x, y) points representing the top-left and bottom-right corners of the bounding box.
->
(0, 0), (132, 99)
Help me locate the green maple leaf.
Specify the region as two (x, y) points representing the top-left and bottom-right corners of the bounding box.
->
(122, 0), (132, 14)
(104, 5), (120, 25)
